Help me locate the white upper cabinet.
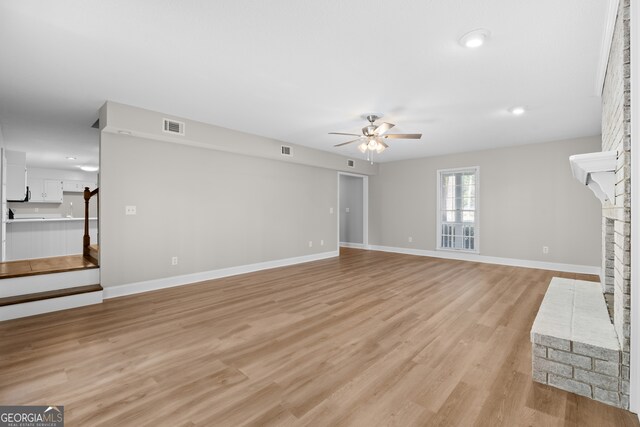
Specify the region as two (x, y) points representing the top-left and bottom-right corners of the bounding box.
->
(62, 180), (97, 193)
(27, 178), (63, 203)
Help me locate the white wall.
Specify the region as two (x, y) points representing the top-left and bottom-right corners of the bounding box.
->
(339, 174), (364, 244)
(100, 133), (339, 288)
(369, 136), (603, 267)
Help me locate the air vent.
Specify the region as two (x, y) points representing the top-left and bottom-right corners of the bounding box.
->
(281, 145), (292, 156)
(163, 118), (185, 135)
(347, 159), (355, 168)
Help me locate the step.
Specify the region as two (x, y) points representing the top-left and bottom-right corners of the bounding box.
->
(0, 268), (100, 298)
(0, 284), (102, 307)
(84, 244), (99, 266)
(0, 255), (98, 280)
(0, 285), (103, 322)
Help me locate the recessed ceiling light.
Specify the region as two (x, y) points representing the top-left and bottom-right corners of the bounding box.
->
(66, 156), (77, 160)
(118, 130), (132, 135)
(509, 106), (526, 115)
(79, 165), (99, 172)
(459, 29), (490, 48)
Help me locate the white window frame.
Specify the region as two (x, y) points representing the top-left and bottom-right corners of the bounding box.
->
(436, 166), (480, 254)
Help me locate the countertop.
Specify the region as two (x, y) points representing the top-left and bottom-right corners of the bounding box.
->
(7, 217), (98, 224)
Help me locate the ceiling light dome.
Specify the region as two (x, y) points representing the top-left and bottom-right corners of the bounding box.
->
(459, 29), (490, 48)
(509, 106), (526, 115)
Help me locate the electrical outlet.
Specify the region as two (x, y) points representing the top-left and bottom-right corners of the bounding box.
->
(345, 207), (350, 213)
(308, 241), (313, 248)
(34, 208), (39, 213)
(171, 256), (178, 265)
(329, 207), (334, 214)
(542, 246), (549, 254)
(125, 205), (137, 215)
(408, 236), (413, 243)
(320, 239), (324, 246)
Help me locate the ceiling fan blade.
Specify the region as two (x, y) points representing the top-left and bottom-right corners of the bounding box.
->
(329, 132), (361, 136)
(373, 122), (395, 136)
(383, 133), (422, 139)
(334, 138), (362, 147)
(379, 139), (389, 148)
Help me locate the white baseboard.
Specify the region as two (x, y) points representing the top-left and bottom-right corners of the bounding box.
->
(340, 242), (366, 249)
(367, 245), (601, 276)
(103, 250), (339, 299)
(0, 291), (103, 322)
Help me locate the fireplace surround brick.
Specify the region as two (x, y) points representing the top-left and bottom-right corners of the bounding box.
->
(531, 278), (627, 408)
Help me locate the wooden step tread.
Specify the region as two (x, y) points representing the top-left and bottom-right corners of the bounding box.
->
(0, 284), (103, 307)
(0, 255), (98, 280)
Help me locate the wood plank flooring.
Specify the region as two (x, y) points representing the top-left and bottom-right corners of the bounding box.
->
(0, 255), (98, 279)
(0, 248), (637, 426)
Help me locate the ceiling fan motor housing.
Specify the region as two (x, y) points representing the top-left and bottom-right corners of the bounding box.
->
(363, 125), (377, 137)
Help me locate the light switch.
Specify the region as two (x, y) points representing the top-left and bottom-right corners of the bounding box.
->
(329, 207), (334, 214)
(125, 205), (137, 215)
(345, 207), (350, 213)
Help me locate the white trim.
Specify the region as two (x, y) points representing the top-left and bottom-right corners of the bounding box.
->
(0, 291), (103, 322)
(337, 172), (369, 249)
(367, 244), (601, 276)
(630, 0), (639, 414)
(595, 0), (620, 96)
(340, 242), (367, 249)
(436, 166), (480, 254)
(103, 250), (338, 299)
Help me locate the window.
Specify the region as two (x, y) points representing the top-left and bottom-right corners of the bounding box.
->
(437, 167), (478, 252)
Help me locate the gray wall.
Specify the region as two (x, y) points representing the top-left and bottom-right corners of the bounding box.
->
(369, 136), (602, 266)
(100, 132), (338, 288)
(339, 174), (363, 244)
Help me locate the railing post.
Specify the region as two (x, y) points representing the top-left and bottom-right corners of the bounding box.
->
(83, 187), (90, 257)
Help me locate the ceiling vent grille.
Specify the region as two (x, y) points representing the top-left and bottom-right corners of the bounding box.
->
(281, 145), (292, 156)
(347, 159), (355, 168)
(163, 118), (185, 135)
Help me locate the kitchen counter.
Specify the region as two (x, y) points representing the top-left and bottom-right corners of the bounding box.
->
(7, 217), (97, 224)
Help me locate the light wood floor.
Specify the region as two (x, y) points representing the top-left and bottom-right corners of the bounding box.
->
(0, 248), (638, 426)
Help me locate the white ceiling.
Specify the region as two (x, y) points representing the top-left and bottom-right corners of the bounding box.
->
(0, 0), (610, 168)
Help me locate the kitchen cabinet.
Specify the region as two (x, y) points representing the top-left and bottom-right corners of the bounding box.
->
(27, 178), (63, 203)
(6, 150), (27, 202)
(63, 180), (97, 192)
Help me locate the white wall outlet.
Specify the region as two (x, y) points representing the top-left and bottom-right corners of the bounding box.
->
(408, 236), (413, 243)
(308, 241), (313, 248)
(125, 205), (137, 215)
(320, 239), (324, 246)
(171, 256), (178, 265)
(542, 246), (549, 254)
(34, 207), (39, 213)
(329, 207), (334, 214)
(345, 207), (350, 213)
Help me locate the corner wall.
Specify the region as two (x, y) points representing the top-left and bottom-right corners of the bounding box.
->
(601, 0), (632, 403)
(369, 136), (602, 269)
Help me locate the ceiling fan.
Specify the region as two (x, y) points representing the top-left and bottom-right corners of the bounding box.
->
(329, 115), (422, 160)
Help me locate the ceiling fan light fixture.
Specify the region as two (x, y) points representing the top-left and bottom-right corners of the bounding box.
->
(367, 139), (378, 150)
(375, 144), (386, 154)
(459, 29), (490, 48)
(357, 142), (368, 153)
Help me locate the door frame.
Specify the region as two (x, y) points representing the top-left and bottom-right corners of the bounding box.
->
(337, 172), (368, 249)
